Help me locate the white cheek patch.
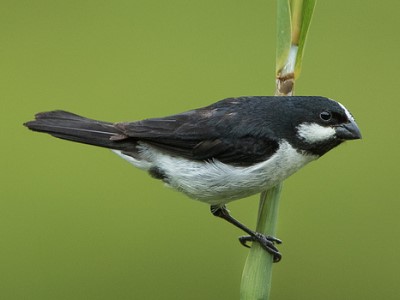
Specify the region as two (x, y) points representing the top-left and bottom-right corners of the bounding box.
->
(297, 123), (335, 143)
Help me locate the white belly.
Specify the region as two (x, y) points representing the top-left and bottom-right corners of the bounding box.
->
(112, 141), (317, 205)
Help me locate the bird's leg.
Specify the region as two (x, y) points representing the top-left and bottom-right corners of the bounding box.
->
(210, 205), (282, 263)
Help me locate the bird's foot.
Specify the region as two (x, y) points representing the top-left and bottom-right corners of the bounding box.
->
(239, 233), (282, 263)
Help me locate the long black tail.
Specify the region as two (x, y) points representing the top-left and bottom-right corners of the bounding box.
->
(24, 110), (134, 151)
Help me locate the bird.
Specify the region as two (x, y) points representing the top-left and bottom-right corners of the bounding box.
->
(24, 96), (361, 262)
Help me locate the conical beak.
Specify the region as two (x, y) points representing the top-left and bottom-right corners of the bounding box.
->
(335, 120), (362, 140)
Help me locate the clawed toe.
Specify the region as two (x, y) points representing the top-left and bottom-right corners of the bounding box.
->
(210, 205), (282, 262)
(238, 233), (282, 263)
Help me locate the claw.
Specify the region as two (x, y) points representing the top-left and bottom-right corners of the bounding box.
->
(239, 236), (252, 248)
(239, 233), (282, 263)
(210, 205), (282, 262)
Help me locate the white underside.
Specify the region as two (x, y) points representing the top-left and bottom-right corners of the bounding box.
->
(112, 141), (317, 205)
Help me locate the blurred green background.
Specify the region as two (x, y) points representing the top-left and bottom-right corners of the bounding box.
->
(1, 1), (399, 299)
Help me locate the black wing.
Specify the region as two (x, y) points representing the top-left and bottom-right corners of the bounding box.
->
(117, 97), (279, 166)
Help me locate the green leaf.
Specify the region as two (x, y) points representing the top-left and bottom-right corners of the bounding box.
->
(276, 0), (317, 78)
(275, 0), (292, 74)
(294, 0), (317, 76)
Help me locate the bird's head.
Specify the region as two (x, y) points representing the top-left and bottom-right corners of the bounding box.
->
(282, 97), (361, 156)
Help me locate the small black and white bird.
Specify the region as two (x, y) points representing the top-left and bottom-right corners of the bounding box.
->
(24, 96), (361, 262)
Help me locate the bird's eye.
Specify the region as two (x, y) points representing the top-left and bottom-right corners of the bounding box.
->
(320, 111), (332, 121)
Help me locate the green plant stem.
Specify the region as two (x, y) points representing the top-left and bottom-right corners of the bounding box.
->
(239, 185), (282, 300)
(239, 1), (316, 299)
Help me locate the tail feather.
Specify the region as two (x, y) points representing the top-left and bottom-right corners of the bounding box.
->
(24, 110), (136, 151)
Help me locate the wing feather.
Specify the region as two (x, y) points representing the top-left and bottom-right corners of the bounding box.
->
(116, 98), (279, 166)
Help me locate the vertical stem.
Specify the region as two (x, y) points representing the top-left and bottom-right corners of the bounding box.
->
(240, 0), (316, 299)
(240, 186), (282, 300)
